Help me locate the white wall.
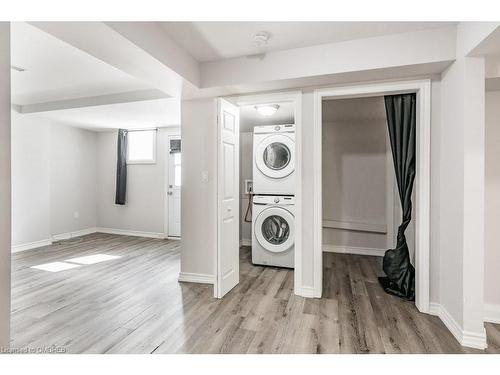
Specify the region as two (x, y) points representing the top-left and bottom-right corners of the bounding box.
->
(0, 21), (11, 348)
(96, 129), (168, 235)
(50, 123), (97, 237)
(321, 97), (390, 251)
(437, 23), (486, 341)
(485, 90), (500, 309)
(11, 113), (98, 246)
(239, 131), (253, 243)
(180, 98), (217, 277)
(11, 112), (51, 245)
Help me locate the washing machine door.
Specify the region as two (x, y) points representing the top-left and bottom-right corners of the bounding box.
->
(255, 206), (295, 253)
(255, 134), (295, 179)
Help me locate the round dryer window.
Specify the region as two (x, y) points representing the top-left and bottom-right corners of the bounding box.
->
(255, 134), (295, 179)
(263, 143), (291, 170)
(255, 207), (295, 253)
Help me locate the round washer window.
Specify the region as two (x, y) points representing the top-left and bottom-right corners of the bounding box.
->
(263, 142), (290, 170)
(261, 215), (290, 245)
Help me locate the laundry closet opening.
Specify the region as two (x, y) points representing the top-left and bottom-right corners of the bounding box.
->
(239, 101), (296, 273)
(321, 96), (416, 296)
(215, 92), (301, 298)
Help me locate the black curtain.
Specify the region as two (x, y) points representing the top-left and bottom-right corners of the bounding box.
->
(115, 129), (128, 205)
(379, 93), (416, 301)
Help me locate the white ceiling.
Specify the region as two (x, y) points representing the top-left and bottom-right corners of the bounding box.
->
(11, 22), (153, 105)
(239, 102), (294, 132)
(32, 98), (180, 131)
(161, 22), (455, 62)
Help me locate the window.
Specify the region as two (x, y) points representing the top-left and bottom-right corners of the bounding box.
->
(174, 152), (181, 186)
(127, 130), (156, 164)
(170, 138), (182, 187)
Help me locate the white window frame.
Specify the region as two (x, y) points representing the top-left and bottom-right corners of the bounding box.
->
(126, 129), (157, 165)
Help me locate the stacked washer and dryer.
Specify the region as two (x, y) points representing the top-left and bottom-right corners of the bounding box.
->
(251, 124), (295, 268)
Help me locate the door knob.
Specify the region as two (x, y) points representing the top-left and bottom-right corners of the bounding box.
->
(168, 192), (173, 196)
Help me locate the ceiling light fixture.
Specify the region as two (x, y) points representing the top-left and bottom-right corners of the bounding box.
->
(255, 104), (279, 116)
(11, 65), (26, 72)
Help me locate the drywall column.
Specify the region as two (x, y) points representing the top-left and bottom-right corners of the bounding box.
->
(180, 99), (217, 281)
(0, 22), (11, 348)
(485, 91), (500, 319)
(461, 56), (486, 342)
(440, 40), (486, 346)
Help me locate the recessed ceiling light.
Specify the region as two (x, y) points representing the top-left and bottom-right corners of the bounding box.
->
(255, 104), (279, 116)
(11, 65), (26, 72)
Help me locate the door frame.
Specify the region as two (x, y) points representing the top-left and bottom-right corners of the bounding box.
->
(214, 90), (303, 297)
(163, 128), (181, 240)
(313, 79), (431, 313)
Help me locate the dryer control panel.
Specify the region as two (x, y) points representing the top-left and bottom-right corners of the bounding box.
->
(253, 195), (295, 205)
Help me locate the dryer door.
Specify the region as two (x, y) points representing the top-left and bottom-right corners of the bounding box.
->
(255, 134), (295, 179)
(255, 206), (295, 253)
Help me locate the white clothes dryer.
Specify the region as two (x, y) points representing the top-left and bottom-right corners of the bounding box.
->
(253, 124), (295, 195)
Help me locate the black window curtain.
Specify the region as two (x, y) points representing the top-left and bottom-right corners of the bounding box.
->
(379, 93), (416, 301)
(115, 129), (128, 205)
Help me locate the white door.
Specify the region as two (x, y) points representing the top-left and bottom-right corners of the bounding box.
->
(168, 136), (181, 237)
(216, 98), (240, 298)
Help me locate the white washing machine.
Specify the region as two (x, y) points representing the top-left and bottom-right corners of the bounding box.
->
(252, 195), (295, 268)
(253, 124), (295, 195)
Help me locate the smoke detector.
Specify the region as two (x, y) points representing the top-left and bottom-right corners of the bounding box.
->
(253, 31), (270, 47)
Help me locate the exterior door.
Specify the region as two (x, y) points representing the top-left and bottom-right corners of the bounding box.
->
(216, 98), (240, 298)
(168, 136), (181, 237)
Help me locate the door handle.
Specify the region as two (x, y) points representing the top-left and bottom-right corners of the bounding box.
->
(167, 191), (173, 196)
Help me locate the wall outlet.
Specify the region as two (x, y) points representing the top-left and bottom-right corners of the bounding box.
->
(73, 211), (79, 219)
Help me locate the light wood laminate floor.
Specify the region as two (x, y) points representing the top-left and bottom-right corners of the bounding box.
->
(10, 233), (500, 354)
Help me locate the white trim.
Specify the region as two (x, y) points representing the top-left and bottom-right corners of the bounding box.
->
(219, 90), (303, 298)
(429, 302), (488, 350)
(313, 79), (431, 312)
(164, 130), (181, 239)
(96, 227), (164, 239)
(240, 239), (251, 247)
(178, 272), (215, 284)
(323, 244), (385, 257)
(322, 219), (386, 234)
(11, 239), (52, 253)
(484, 303), (500, 324)
(52, 227), (98, 241)
(296, 286), (315, 298)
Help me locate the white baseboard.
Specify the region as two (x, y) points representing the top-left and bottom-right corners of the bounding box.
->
(178, 272), (215, 285)
(11, 238), (53, 253)
(484, 303), (500, 324)
(295, 285), (315, 298)
(429, 302), (487, 350)
(52, 227), (98, 242)
(96, 227), (165, 239)
(240, 239), (251, 247)
(322, 244), (385, 257)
